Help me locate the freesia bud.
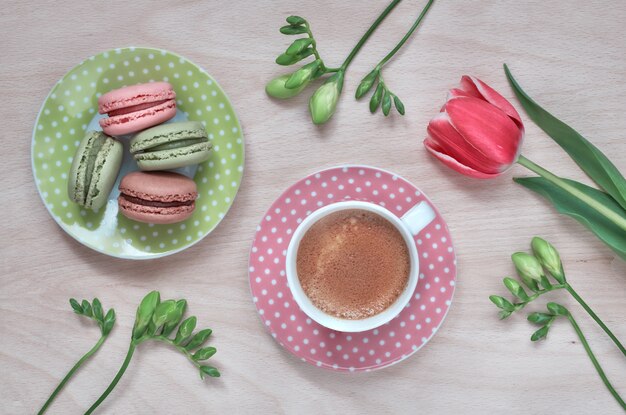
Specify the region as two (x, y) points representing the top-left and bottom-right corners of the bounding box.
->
(285, 60), (321, 89)
(531, 237), (566, 283)
(424, 75), (524, 178)
(309, 72), (344, 124)
(265, 74), (310, 99)
(511, 252), (544, 292)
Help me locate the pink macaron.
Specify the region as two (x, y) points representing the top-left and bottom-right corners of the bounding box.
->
(118, 171), (197, 224)
(98, 82), (176, 136)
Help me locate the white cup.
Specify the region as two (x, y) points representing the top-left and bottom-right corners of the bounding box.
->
(286, 200), (436, 332)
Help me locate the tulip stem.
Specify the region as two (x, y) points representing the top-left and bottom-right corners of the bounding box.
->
(566, 314), (626, 409)
(340, 0), (401, 71)
(516, 155), (626, 232)
(377, 0), (435, 69)
(38, 335), (106, 415)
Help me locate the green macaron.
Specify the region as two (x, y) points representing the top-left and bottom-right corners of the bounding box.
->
(68, 131), (123, 210)
(130, 121), (212, 171)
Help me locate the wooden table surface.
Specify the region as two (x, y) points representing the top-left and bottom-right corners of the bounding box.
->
(1, 1), (625, 414)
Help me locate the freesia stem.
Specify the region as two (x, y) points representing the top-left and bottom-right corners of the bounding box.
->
(517, 155), (626, 232)
(340, 0), (401, 70)
(84, 343), (136, 415)
(377, 0), (434, 68)
(38, 336), (106, 415)
(567, 314), (626, 409)
(565, 285), (626, 357)
(152, 336), (202, 368)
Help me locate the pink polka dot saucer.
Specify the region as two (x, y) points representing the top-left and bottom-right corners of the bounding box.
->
(248, 165), (457, 372)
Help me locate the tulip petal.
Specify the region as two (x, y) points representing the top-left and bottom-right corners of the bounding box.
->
(424, 138), (501, 179)
(460, 75), (523, 129)
(445, 97), (523, 168)
(427, 111), (507, 173)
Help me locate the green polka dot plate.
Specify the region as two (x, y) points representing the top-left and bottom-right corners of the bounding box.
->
(32, 47), (245, 259)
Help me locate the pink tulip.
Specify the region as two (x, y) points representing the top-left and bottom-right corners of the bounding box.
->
(424, 76), (525, 179)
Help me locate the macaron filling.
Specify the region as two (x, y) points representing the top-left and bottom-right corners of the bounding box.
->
(81, 135), (107, 202)
(119, 193), (194, 208)
(140, 137), (209, 153)
(107, 99), (173, 117)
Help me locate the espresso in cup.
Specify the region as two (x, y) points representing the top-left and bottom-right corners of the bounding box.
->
(296, 209), (410, 320)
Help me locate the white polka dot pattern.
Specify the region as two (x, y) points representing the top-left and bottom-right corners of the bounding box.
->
(249, 166), (457, 372)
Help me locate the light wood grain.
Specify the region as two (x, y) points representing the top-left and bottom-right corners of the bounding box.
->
(1, 0), (625, 414)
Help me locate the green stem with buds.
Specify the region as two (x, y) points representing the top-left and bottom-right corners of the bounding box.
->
(38, 336), (106, 415)
(565, 285), (626, 357)
(340, 0), (401, 71)
(376, 0), (434, 69)
(84, 343), (136, 415)
(509, 282), (625, 356)
(567, 314), (626, 409)
(151, 336), (203, 368)
(517, 155), (626, 232)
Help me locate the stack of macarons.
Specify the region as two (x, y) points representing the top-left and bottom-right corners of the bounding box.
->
(67, 81), (213, 224)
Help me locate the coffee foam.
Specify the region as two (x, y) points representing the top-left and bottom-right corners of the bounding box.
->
(296, 209), (410, 320)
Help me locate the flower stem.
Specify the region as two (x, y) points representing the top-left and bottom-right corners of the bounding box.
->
(516, 155), (626, 232)
(377, 0), (434, 68)
(513, 284), (567, 310)
(340, 0), (401, 71)
(152, 336), (201, 368)
(38, 336), (106, 415)
(567, 314), (626, 409)
(565, 285), (626, 357)
(84, 343), (136, 415)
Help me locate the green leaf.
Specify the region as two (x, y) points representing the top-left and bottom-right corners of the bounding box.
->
(531, 325), (550, 341)
(370, 83), (384, 113)
(275, 48), (314, 66)
(193, 347), (217, 361)
(547, 302), (569, 316)
(162, 300), (187, 337)
(199, 365), (220, 379)
(92, 298), (104, 322)
(81, 300), (92, 317)
(505, 64), (626, 210)
(185, 329), (213, 351)
(174, 316), (197, 345)
(498, 310), (512, 320)
(393, 95), (405, 115)
(286, 16), (306, 26)
(280, 25), (308, 35)
(132, 291), (160, 341)
(514, 177), (626, 260)
(355, 71), (377, 99)
(102, 309), (116, 336)
(382, 91), (392, 116)
(69, 298), (83, 314)
(503, 277), (529, 301)
(527, 312), (554, 325)
(489, 295), (515, 312)
(286, 38), (313, 56)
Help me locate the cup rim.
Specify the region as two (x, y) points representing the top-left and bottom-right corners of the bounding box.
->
(285, 200), (419, 332)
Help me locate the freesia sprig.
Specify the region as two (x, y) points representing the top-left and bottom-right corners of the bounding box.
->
(490, 237), (625, 356)
(85, 291), (219, 414)
(490, 238), (625, 409)
(355, 0), (434, 116)
(527, 303), (625, 409)
(38, 298), (115, 415)
(267, 1), (436, 124)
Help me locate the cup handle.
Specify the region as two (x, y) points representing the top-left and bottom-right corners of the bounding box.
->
(401, 201), (436, 236)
